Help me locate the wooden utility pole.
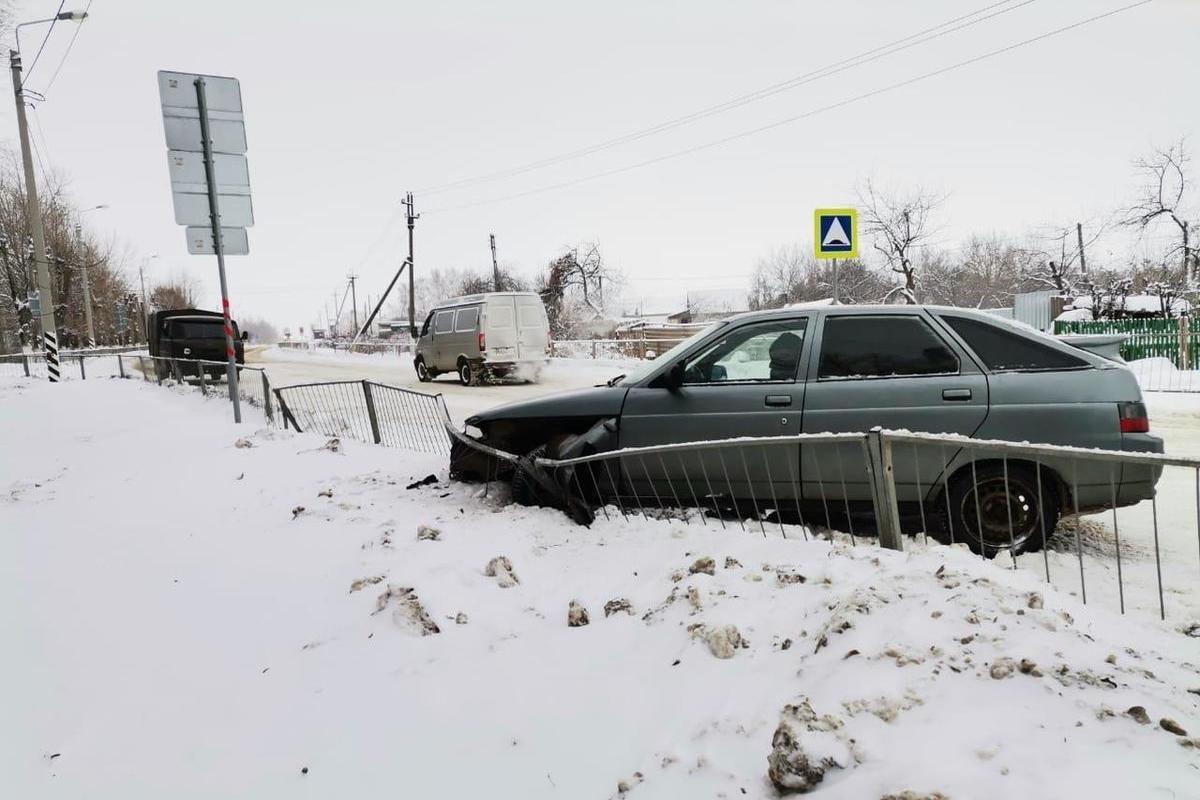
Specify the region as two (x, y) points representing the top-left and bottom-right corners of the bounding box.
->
(347, 273), (359, 334)
(403, 192), (418, 336)
(1076, 222), (1087, 275)
(490, 233), (500, 292)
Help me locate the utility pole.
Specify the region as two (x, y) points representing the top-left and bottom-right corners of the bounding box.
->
(138, 262), (149, 341)
(490, 233), (500, 291)
(76, 224), (96, 347)
(10, 49), (59, 380)
(347, 273), (359, 335)
(404, 192), (418, 336)
(1076, 222), (1087, 276)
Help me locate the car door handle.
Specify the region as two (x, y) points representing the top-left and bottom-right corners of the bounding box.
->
(942, 388), (972, 401)
(765, 394), (792, 407)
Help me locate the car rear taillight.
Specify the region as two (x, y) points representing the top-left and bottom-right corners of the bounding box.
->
(1118, 401), (1149, 433)
(478, 332), (486, 352)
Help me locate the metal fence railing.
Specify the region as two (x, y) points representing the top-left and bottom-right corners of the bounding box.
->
(1055, 317), (1199, 392)
(274, 379), (450, 455)
(549, 338), (685, 361)
(116, 353), (275, 425)
(442, 423), (1200, 622)
(0, 349), (138, 380)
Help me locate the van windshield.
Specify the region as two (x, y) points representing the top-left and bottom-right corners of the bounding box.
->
(618, 322), (725, 385)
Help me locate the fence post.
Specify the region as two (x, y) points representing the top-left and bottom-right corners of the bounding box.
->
(261, 371), (274, 424)
(22, 354), (30, 377)
(171, 358), (183, 383)
(155, 358), (163, 385)
(117, 354), (126, 379)
(362, 380), (382, 444)
(867, 429), (905, 552)
(198, 365), (208, 395)
(1181, 313), (1191, 370)
(79, 356), (86, 380)
(274, 389), (300, 431)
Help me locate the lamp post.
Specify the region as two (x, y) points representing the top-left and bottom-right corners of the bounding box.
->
(10, 9), (89, 379)
(76, 204), (108, 347)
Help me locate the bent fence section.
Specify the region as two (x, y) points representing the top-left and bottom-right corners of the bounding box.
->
(447, 421), (1200, 622)
(273, 379), (450, 456)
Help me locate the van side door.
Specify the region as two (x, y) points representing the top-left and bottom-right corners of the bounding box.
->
(432, 309), (456, 370)
(800, 311), (988, 502)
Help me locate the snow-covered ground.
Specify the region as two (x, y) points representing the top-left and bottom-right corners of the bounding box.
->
(2, 377), (1199, 799)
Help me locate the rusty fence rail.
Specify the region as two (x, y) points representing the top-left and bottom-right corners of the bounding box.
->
(273, 379), (450, 456)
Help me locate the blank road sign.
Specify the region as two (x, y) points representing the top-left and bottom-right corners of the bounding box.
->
(172, 191), (254, 228)
(186, 226), (249, 256)
(814, 208), (858, 259)
(162, 113), (247, 155)
(167, 150), (250, 193)
(158, 71), (243, 113)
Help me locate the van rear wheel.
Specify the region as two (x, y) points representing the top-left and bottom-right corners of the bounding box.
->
(458, 358), (481, 387)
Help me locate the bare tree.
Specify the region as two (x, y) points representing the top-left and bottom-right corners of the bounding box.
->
(857, 179), (944, 303)
(537, 242), (621, 337)
(458, 266), (529, 295)
(1123, 139), (1197, 282)
(1023, 221), (1107, 294)
(150, 275), (199, 311)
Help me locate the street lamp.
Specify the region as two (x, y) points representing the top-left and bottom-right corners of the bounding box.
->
(76, 204), (109, 347)
(9, 9), (90, 380)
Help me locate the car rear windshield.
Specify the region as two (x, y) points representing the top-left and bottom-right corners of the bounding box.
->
(941, 315), (1089, 372)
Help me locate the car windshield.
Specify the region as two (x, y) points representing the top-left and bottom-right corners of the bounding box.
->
(170, 320), (234, 339)
(617, 322), (726, 385)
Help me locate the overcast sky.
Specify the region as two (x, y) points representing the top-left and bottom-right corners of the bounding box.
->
(3, 0), (1197, 330)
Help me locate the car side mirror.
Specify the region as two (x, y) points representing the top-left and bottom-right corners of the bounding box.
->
(240, 331), (249, 341)
(664, 361), (685, 390)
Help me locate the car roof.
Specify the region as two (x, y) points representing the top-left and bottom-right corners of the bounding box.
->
(722, 303), (1013, 325)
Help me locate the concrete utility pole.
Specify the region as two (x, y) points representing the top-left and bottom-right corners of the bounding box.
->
(10, 50), (59, 379)
(1076, 222), (1087, 275)
(347, 273), (359, 334)
(75, 224), (96, 347)
(404, 192), (418, 336)
(490, 233), (500, 292)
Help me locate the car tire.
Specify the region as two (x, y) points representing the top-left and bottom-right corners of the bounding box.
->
(939, 463), (1058, 558)
(458, 358), (481, 387)
(511, 444), (547, 507)
(415, 357), (432, 383)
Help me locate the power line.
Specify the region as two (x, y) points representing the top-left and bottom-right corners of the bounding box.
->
(426, 0), (1152, 216)
(417, 0), (1036, 196)
(37, 0), (94, 97)
(22, 1), (67, 86)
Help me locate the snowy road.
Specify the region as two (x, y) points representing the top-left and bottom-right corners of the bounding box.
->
(249, 346), (630, 423)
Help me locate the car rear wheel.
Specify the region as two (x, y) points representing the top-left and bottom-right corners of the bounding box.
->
(940, 463), (1058, 558)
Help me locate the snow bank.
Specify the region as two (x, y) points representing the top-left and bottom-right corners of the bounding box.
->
(2, 378), (1198, 798)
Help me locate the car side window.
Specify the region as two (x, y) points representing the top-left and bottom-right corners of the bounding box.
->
(434, 310), (455, 335)
(681, 319), (807, 384)
(940, 315), (1089, 372)
(455, 307), (480, 332)
(818, 315), (958, 379)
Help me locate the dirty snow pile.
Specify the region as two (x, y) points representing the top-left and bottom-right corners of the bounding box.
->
(2, 378), (1198, 799)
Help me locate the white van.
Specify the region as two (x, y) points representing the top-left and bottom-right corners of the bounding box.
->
(414, 292), (550, 385)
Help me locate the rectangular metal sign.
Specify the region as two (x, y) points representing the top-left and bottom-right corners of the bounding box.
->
(814, 208), (858, 260)
(171, 191), (254, 228)
(167, 150), (250, 194)
(186, 226), (249, 256)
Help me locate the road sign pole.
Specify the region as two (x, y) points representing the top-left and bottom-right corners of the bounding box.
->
(832, 258), (839, 305)
(194, 76), (242, 423)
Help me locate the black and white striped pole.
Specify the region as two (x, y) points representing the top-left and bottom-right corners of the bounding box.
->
(9, 48), (60, 381)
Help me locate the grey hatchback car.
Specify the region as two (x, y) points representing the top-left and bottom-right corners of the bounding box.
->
(459, 305), (1163, 554)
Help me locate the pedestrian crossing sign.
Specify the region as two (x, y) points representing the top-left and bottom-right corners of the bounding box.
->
(814, 208), (858, 259)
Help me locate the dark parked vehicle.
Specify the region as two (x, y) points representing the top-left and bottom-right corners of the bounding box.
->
(148, 309), (246, 379)
(458, 305), (1163, 555)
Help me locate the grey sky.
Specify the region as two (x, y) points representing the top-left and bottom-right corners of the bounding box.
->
(4, 0), (1197, 329)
